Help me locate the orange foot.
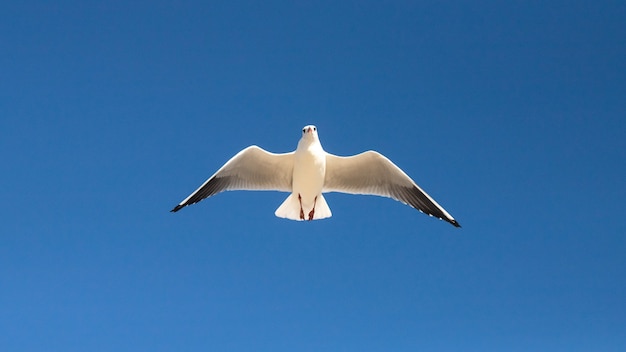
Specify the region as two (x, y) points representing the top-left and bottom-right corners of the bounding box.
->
(298, 194), (305, 220)
(307, 196), (318, 221)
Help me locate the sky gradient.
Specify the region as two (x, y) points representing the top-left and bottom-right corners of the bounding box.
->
(1, 1), (625, 351)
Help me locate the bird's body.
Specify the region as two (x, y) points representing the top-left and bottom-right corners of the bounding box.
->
(275, 125), (331, 220)
(172, 125), (460, 227)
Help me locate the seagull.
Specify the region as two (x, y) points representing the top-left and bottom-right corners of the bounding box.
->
(171, 125), (460, 227)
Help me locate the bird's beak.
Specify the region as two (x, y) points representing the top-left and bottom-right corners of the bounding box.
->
(306, 127), (312, 133)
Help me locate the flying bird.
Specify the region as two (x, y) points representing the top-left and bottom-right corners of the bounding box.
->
(171, 125), (460, 227)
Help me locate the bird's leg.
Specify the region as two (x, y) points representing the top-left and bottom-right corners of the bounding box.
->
(298, 194), (305, 220)
(308, 196), (317, 221)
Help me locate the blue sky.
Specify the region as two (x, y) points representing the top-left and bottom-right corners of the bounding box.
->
(1, 1), (625, 351)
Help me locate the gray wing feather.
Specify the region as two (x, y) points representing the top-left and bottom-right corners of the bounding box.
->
(324, 151), (460, 227)
(171, 146), (294, 212)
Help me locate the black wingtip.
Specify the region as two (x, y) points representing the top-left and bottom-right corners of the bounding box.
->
(450, 220), (461, 228)
(170, 204), (184, 213)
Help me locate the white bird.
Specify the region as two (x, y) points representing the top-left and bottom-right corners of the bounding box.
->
(171, 125), (460, 227)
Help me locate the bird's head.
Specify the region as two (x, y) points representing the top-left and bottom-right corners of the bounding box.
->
(301, 125), (318, 139)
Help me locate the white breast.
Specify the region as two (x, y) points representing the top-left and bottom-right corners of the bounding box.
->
(292, 143), (326, 208)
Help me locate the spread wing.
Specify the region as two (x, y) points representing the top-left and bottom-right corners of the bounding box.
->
(324, 151), (460, 227)
(171, 146), (294, 212)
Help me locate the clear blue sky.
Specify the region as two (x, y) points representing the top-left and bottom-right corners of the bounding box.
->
(2, 1), (625, 351)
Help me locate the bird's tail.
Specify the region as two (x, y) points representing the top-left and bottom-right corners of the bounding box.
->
(275, 193), (332, 221)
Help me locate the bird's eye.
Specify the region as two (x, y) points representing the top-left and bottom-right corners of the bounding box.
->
(313, 127), (316, 131)
(302, 128), (306, 133)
